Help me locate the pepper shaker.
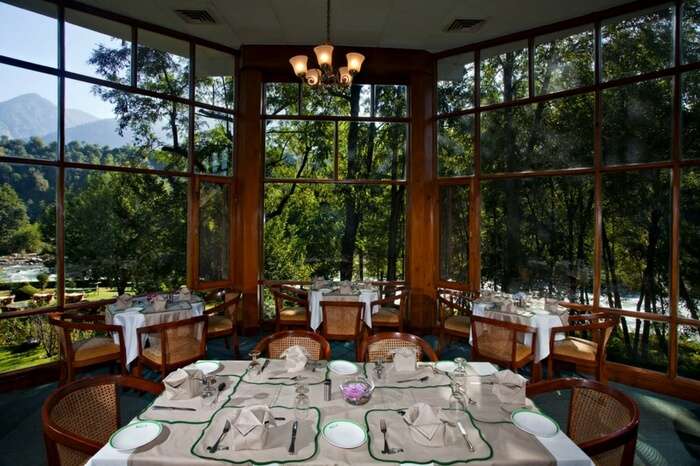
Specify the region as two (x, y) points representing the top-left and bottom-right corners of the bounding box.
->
(324, 378), (332, 401)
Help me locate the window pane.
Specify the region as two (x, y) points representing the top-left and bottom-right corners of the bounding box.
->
(682, 70), (700, 160)
(265, 120), (334, 179)
(0, 0), (56, 67)
(683, 0), (700, 64)
(302, 84), (370, 116)
(678, 324), (700, 379)
(137, 29), (189, 98)
(195, 45), (235, 109)
(439, 184), (469, 283)
(65, 169), (186, 299)
(374, 85), (408, 118)
(602, 78), (672, 165)
(438, 115), (474, 177)
(195, 107), (233, 176)
(264, 184), (405, 281)
(680, 168), (700, 320)
(607, 317), (669, 373)
(65, 9), (131, 83)
(0, 315), (58, 374)
(199, 182), (230, 282)
(481, 94), (594, 173)
(601, 169), (671, 313)
(601, 6), (674, 81)
(480, 41), (528, 106)
(338, 122), (407, 180)
(264, 82), (299, 116)
(65, 79), (188, 171)
(437, 52), (474, 113)
(480, 176), (594, 302)
(0, 64), (57, 160)
(534, 26), (594, 95)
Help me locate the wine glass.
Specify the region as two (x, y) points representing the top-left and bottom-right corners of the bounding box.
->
(453, 357), (467, 378)
(374, 357), (385, 380)
(249, 350), (261, 370)
(294, 382), (310, 420)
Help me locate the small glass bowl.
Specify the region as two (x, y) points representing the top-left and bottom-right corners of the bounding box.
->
(339, 376), (375, 406)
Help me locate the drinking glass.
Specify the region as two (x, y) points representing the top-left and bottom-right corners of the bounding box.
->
(249, 350), (261, 369)
(294, 382), (310, 420)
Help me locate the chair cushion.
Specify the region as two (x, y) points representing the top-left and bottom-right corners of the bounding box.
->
(142, 336), (201, 365)
(280, 306), (307, 322)
(445, 315), (469, 334)
(553, 336), (598, 362)
(372, 307), (399, 324)
(208, 315), (233, 334)
(477, 333), (532, 363)
(73, 337), (120, 362)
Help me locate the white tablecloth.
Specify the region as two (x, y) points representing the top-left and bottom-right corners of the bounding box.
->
(472, 300), (568, 362)
(309, 289), (380, 331)
(107, 297), (204, 365)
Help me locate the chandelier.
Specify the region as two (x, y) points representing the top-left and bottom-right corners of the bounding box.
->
(288, 0), (365, 88)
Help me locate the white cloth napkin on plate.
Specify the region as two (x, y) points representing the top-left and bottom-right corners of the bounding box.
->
(281, 345), (308, 373)
(338, 281), (353, 295)
(492, 370), (527, 407)
(392, 347), (417, 372)
(178, 286), (192, 302)
(402, 402), (445, 447)
(163, 368), (204, 400)
(114, 293), (133, 310)
(231, 405), (275, 450)
(151, 295), (167, 312)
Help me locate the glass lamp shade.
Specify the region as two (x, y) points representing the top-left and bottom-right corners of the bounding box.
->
(346, 52), (365, 73)
(338, 66), (352, 85)
(306, 68), (322, 86)
(289, 55), (308, 77)
(314, 43), (334, 67)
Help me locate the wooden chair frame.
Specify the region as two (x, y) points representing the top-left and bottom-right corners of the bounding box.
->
(42, 375), (163, 466)
(370, 287), (409, 333)
(271, 285), (310, 331)
(135, 315), (208, 380)
(320, 300), (365, 361)
(527, 378), (639, 465)
(548, 314), (618, 381)
(253, 330), (332, 360)
(360, 331), (439, 362)
(437, 287), (476, 352)
(50, 312), (127, 386)
(202, 289), (242, 357)
(470, 314), (540, 380)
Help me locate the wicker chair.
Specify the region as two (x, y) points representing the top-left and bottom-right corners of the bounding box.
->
(370, 286), (409, 333)
(202, 288), (242, 357)
(360, 332), (439, 363)
(470, 314), (539, 380)
(42, 375), (163, 466)
(135, 315), (207, 380)
(320, 300), (365, 361)
(548, 314), (618, 381)
(437, 287), (476, 352)
(271, 285), (310, 331)
(50, 311), (127, 386)
(253, 330), (331, 360)
(527, 378), (639, 466)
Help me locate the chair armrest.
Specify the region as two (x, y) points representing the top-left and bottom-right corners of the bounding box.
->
(371, 296), (399, 307)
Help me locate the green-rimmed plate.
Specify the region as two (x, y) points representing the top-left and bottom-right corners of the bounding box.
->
(195, 360), (221, 375)
(511, 409), (559, 438)
(434, 361), (457, 373)
(328, 360), (359, 375)
(109, 421), (162, 451)
(322, 420), (367, 449)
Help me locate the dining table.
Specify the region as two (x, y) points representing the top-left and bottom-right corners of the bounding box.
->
(105, 294), (205, 365)
(86, 358), (593, 465)
(308, 284), (380, 331)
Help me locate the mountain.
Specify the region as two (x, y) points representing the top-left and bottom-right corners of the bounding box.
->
(50, 118), (135, 147)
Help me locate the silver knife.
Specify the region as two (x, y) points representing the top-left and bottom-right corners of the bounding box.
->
(288, 420), (298, 454)
(456, 421), (476, 452)
(259, 359), (270, 375)
(152, 405), (197, 411)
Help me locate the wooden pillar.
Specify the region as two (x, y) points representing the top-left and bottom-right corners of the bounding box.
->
(407, 59), (437, 332)
(234, 50), (263, 332)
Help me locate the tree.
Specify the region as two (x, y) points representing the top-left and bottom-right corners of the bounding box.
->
(0, 184), (42, 255)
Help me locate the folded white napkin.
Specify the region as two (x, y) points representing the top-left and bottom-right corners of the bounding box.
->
(392, 347), (417, 372)
(231, 405), (275, 450)
(178, 285), (192, 302)
(151, 295), (167, 312)
(339, 281), (353, 295)
(114, 293), (133, 310)
(281, 345), (309, 373)
(312, 276), (326, 289)
(402, 402), (445, 447)
(544, 298), (560, 312)
(492, 370), (527, 407)
(163, 368), (204, 400)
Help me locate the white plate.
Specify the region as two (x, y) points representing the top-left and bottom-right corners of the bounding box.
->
(123, 306), (143, 313)
(195, 360), (221, 375)
(467, 362), (498, 376)
(434, 361), (457, 373)
(322, 420), (367, 449)
(109, 421), (162, 451)
(511, 409), (559, 438)
(328, 360), (359, 375)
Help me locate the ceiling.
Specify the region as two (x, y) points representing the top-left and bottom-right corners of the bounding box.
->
(78, 0), (633, 53)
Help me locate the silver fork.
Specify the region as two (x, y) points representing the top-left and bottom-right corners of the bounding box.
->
(380, 419), (403, 454)
(269, 375), (306, 381)
(208, 420), (231, 453)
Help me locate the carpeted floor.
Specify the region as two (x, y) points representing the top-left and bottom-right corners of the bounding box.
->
(0, 334), (698, 466)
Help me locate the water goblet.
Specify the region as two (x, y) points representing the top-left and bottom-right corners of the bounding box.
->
(248, 350), (261, 370)
(294, 382), (310, 420)
(374, 357), (385, 380)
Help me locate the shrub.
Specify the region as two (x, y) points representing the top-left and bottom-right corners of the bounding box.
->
(36, 273), (49, 290)
(12, 283), (39, 301)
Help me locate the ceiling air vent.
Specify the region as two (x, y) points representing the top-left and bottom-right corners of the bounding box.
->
(174, 9), (217, 25)
(445, 18), (485, 33)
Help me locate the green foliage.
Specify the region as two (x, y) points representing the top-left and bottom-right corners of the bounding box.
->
(12, 283), (39, 301)
(36, 272), (49, 289)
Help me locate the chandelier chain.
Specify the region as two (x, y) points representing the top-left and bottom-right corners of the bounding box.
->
(326, 0), (331, 43)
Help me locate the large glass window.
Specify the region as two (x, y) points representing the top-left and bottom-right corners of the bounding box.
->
(439, 184), (469, 283)
(437, 52), (475, 114)
(682, 70), (700, 160)
(0, 0), (57, 67)
(198, 182), (230, 282)
(480, 41), (529, 106)
(680, 168), (700, 321)
(195, 45), (235, 109)
(338, 122), (407, 180)
(265, 120), (335, 179)
(137, 30), (190, 98)
(534, 26), (594, 95)
(437, 115), (474, 177)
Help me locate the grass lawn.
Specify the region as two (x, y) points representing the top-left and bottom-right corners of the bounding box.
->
(0, 344), (56, 373)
